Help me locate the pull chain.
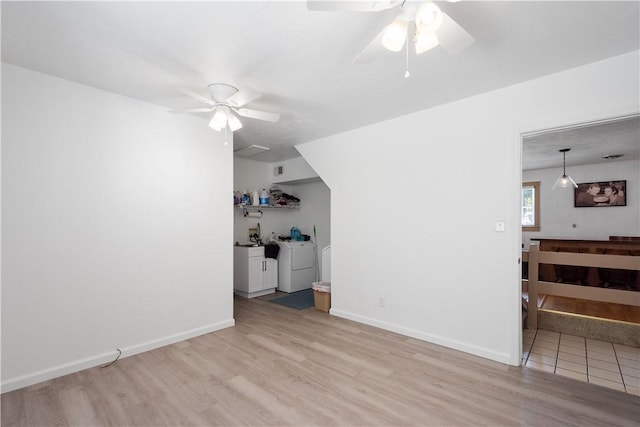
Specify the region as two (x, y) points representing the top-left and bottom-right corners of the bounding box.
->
(404, 31), (410, 79)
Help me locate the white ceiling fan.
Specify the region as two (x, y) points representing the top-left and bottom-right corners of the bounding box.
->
(307, 0), (475, 63)
(172, 83), (280, 133)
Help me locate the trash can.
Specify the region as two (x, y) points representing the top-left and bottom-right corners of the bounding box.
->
(312, 281), (331, 312)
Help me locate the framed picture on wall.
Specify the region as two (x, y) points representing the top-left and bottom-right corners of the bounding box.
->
(574, 180), (627, 207)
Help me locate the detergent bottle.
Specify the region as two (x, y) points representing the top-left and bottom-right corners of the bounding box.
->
(290, 226), (300, 240)
(259, 189), (269, 206)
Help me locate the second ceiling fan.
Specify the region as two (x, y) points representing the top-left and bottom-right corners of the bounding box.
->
(308, 0), (475, 63)
(174, 83), (280, 133)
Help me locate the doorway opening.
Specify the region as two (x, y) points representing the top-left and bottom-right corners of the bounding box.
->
(519, 114), (640, 394)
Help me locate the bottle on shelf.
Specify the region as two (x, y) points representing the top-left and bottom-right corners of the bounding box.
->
(252, 190), (260, 207)
(259, 189), (269, 206)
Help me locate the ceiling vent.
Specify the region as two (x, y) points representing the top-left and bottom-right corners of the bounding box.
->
(233, 145), (269, 158)
(602, 154), (624, 160)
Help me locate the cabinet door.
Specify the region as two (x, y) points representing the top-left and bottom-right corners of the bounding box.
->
(263, 258), (278, 290)
(248, 257), (264, 293)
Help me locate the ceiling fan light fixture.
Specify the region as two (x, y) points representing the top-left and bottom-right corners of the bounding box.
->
(415, 31), (439, 54)
(227, 112), (243, 131)
(415, 2), (443, 34)
(209, 108), (227, 131)
(382, 18), (409, 52)
(176, 83), (278, 141)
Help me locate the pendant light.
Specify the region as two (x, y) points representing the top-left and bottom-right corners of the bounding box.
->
(552, 148), (578, 189)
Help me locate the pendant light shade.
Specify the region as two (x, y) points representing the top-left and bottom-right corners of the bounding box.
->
(415, 2), (443, 34)
(209, 107), (228, 131)
(552, 174), (577, 189)
(208, 105), (243, 133)
(552, 148), (578, 189)
(414, 31), (439, 54)
(382, 18), (409, 52)
(227, 112), (243, 131)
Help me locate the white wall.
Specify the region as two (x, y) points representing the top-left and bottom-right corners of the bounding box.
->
(271, 156), (320, 184)
(297, 51), (640, 366)
(1, 64), (234, 392)
(523, 159), (640, 247)
(290, 180), (331, 256)
(233, 158), (330, 254)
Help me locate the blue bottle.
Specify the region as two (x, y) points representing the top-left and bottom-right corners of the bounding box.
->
(259, 189), (269, 206)
(290, 227), (300, 240)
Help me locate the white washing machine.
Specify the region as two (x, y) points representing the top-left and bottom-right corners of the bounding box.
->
(277, 241), (315, 293)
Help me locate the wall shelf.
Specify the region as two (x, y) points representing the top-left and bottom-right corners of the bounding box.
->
(237, 204), (300, 218)
(236, 205), (300, 210)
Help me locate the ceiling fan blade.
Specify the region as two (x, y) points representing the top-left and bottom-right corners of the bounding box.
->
(437, 13), (475, 54)
(181, 89), (216, 106)
(353, 25), (388, 64)
(236, 108), (280, 123)
(227, 87), (262, 107)
(169, 107), (214, 113)
(307, 0), (400, 12)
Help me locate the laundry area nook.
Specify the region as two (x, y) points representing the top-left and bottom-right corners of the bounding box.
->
(233, 155), (331, 311)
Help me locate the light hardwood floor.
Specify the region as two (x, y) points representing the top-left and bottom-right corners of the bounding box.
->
(2, 296), (639, 426)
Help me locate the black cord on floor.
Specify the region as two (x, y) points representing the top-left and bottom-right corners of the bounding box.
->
(101, 348), (122, 368)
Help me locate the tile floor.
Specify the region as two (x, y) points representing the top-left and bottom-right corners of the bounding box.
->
(522, 329), (640, 396)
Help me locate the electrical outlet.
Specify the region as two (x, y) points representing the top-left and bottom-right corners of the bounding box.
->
(379, 297), (385, 307)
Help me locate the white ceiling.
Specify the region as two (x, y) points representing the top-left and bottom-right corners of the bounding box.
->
(2, 1), (639, 165)
(522, 115), (639, 171)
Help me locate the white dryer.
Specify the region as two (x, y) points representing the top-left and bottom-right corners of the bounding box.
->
(277, 241), (315, 293)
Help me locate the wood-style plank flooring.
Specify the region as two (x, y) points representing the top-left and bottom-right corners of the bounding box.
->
(2, 296), (639, 426)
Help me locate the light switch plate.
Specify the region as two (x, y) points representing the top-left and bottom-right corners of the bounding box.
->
(496, 219), (506, 232)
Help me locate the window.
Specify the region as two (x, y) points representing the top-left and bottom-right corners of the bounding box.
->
(522, 181), (540, 231)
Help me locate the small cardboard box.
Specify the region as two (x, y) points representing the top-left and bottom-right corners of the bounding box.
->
(314, 290), (331, 313)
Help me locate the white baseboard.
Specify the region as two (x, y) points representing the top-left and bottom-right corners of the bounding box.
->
(329, 308), (515, 366)
(1, 318), (235, 393)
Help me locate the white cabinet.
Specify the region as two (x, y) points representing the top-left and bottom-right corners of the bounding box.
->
(234, 246), (278, 298)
